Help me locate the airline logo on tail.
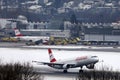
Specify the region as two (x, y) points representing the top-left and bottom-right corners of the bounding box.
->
(48, 48), (56, 63)
(14, 28), (23, 37)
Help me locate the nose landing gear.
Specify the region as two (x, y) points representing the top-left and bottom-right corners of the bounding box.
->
(79, 66), (83, 73)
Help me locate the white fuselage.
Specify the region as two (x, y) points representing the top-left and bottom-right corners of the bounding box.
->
(14, 36), (49, 42)
(49, 55), (99, 69)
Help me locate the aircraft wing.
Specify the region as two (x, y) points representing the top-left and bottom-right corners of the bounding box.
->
(32, 61), (75, 68)
(32, 61), (64, 65)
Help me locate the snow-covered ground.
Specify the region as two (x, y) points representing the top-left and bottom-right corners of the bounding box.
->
(0, 47), (120, 80)
(44, 75), (76, 80)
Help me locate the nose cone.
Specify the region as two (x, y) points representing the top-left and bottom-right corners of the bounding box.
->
(94, 57), (99, 63)
(91, 56), (99, 63)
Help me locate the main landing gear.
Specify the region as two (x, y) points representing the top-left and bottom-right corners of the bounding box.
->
(63, 67), (84, 73)
(63, 69), (68, 73)
(79, 69), (83, 73)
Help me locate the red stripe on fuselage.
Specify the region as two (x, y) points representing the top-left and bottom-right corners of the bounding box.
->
(16, 34), (23, 37)
(76, 56), (87, 61)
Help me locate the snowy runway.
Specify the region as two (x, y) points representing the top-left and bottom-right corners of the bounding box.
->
(0, 48), (119, 70)
(0, 47), (120, 80)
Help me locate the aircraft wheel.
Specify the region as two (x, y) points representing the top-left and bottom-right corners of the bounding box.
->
(79, 70), (83, 73)
(63, 70), (67, 73)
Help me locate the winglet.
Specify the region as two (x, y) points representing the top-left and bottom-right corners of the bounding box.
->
(48, 48), (56, 63)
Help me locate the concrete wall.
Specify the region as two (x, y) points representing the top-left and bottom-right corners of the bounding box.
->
(85, 34), (120, 43)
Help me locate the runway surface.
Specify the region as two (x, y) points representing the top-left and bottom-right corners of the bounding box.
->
(33, 66), (80, 80)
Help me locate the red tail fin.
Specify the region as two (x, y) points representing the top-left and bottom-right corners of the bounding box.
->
(48, 48), (56, 63)
(14, 28), (23, 37)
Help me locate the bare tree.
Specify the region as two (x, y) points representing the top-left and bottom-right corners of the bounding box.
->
(0, 62), (43, 80)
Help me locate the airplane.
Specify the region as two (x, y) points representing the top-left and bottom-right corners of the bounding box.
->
(13, 28), (49, 44)
(32, 48), (99, 73)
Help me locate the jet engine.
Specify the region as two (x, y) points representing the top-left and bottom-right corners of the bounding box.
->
(63, 64), (70, 69)
(86, 64), (94, 69)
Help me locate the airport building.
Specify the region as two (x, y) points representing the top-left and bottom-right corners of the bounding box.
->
(17, 20), (71, 38)
(0, 18), (71, 38)
(21, 29), (70, 38)
(1, 17), (120, 42)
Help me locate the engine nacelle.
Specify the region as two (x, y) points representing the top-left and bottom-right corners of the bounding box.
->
(63, 64), (70, 69)
(86, 64), (94, 69)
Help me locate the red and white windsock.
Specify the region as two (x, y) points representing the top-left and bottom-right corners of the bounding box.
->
(48, 48), (56, 63)
(14, 28), (23, 37)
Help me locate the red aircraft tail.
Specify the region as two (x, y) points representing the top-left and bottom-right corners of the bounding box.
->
(48, 48), (57, 63)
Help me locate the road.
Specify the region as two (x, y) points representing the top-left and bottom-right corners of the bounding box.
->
(0, 42), (120, 52)
(0, 42), (26, 48)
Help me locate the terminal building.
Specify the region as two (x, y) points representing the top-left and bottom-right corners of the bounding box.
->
(21, 29), (70, 38)
(0, 18), (71, 38)
(17, 20), (71, 38)
(1, 17), (120, 43)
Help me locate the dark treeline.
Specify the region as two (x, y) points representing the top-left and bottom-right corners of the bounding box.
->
(77, 70), (120, 80)
(1, 8), (120, 23)
(0, 62), (120, 80)
(0, 62), (43, 80)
